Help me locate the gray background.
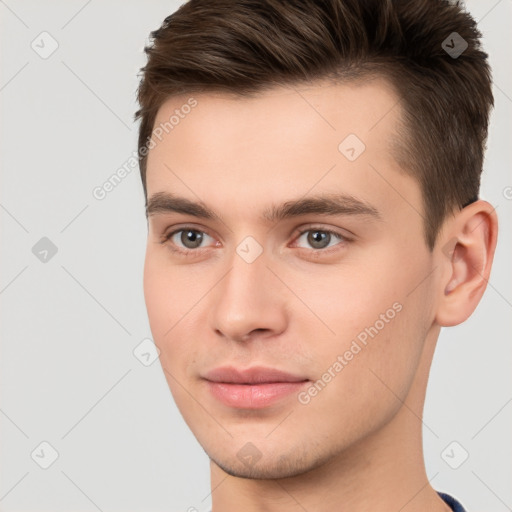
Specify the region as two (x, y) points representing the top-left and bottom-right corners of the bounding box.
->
(0, 1), (510, 511)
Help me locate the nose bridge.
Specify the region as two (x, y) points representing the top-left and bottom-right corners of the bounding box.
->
(218, 245), (271, 314)
(209, 241), (285, 340)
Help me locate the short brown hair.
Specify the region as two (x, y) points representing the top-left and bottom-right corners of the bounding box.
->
(134, 0), (493, 249)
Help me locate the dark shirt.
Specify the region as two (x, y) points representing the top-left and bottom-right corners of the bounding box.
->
(438, 491), (467, 511)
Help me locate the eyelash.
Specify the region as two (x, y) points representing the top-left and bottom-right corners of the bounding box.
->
(160, 226), (351, 257)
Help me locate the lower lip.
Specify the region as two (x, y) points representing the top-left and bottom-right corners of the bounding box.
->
(206, 381), (309, 409)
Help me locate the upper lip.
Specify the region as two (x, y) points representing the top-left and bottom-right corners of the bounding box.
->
(203, 366), (308, 384)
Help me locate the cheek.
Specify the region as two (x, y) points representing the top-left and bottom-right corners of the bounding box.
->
(296, 257), (430, 386)
(143, 250), (197, 335)
(143, 253), (169, 337)
(295, 297), (427, 439)
(143, 250), (208, 377)
(294, 262), (402, 340)
(143, 252), (189, 357)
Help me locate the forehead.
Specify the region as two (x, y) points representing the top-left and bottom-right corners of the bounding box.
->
(150, 78), (401, 155)
(145, 78), (420, 227)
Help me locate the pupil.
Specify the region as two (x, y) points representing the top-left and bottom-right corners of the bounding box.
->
(309, 231), (329, 248)
(183, 230), (202, 248)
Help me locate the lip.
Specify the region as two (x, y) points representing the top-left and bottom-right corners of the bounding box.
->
(203, 366), (309, 409)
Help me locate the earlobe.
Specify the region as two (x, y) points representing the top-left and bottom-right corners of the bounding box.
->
(435, 200), (498, 327)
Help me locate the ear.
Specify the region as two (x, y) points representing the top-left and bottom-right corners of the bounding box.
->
(435, 200), (498, 327)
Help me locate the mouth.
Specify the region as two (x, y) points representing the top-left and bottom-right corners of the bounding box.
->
(202, 366), (310, 409)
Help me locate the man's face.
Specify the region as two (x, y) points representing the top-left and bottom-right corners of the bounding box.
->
(143, 79), (438, 478)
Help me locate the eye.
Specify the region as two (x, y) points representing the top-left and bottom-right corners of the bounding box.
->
(163, 228), (217, 253)
(293, 228), (347, 250)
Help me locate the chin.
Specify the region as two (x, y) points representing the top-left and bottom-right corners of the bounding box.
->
(207, 441), (336, 481)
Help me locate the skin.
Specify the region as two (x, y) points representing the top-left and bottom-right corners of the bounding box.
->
(143, 78), (498, 512)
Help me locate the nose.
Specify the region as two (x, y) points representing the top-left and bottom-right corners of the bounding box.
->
(209, 246), (288, 343)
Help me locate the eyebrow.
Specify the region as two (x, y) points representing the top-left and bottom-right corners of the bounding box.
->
(146, 191), (381, 223)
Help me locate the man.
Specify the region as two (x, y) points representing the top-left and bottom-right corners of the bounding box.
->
(135, 1), (498, 510)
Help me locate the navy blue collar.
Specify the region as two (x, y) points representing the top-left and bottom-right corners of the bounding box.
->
(438, 491), (467, 511)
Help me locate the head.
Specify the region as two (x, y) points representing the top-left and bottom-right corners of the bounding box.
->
(136, 0), (497, 479)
